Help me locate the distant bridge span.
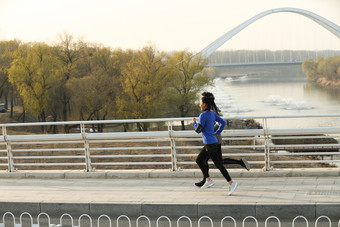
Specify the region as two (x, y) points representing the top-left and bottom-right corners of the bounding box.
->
(199, 8), (340, 58)
(206, 61), (303, 67)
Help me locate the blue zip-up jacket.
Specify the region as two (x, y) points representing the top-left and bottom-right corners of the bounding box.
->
(192, 110), (226, 144)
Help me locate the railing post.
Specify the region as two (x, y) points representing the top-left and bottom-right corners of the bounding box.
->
(263, 118), (271, 171)
(168, 121), (178, 171)
(3, 126), (14, 172)
(81, 123), (92, 172)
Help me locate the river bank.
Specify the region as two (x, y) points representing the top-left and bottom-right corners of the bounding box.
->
(316, 77), (340, 87)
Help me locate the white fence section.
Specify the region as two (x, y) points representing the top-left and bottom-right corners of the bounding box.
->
(0, 114), (339, 172)
(0, 212), (339, 227)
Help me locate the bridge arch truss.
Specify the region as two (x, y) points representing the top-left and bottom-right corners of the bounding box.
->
(200, 8), (340, 58)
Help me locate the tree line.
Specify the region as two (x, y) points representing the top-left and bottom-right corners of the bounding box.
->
(302, 56), (340, 81)
(0, 34), (213, 132)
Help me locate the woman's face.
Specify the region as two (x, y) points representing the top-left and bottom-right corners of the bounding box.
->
(200, 99), (207, 111)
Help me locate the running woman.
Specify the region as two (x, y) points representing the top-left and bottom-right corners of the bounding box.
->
(194, 92), (250, 188)
(192, 94), (238, 195)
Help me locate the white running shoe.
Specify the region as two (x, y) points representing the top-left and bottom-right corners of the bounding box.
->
(201, 180), (215, 189)
(228, 182), (238, 195)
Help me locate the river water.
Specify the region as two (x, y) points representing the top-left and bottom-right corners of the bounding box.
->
(208, 64), (340, 129)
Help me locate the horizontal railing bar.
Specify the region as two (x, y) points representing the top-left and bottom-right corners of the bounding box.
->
(175, 145), (265, 149)
(271, 135), (340, 140)
(175, 154), (197, 157)
(173, 130), (265, 137)
(175, 137), (265, 142)
(5, 134), (83, 142)
(176, 153), (265, 157)
(91, 154), (171, 158)
(177, 161), (266, 164)
(174, 138), (208, 142)
(0, 118), (190, 127)
(13, 163), (85, 166)
(3, 132), (179, 142)
(89, 147), (171, 151)
(92, 162), (171, 165)
(270, 144), (340, 148)
(271, 160), (340, 164)
(222, 145), (265, 149)
(175, 146), (203, 149)
(270, 152), (340, 156)
(88, 139), (170, 143)
(10, 141), (84, 145)
(85, 132), (169, 140)
(221, 137), (265, 141)
(12, 148), (85, 152)
(13, 156), (84, 159)
(224, 153), (265, 156)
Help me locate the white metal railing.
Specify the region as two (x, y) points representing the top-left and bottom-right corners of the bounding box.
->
(0, 114), (339, 172)
(0, 212), (338, 227)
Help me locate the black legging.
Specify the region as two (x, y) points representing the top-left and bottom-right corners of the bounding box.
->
(217, 144), (244, 166)
(196, 143), (232, 182)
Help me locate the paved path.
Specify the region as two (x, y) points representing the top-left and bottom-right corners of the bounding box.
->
(0, 168), (339, 221)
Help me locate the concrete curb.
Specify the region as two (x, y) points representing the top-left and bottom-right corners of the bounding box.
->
(0, 168), (339, 179)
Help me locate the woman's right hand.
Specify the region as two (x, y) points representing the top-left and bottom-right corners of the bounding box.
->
(192, 118), (196, 123)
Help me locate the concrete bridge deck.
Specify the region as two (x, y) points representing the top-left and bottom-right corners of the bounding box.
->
(0, 168), (339, 221)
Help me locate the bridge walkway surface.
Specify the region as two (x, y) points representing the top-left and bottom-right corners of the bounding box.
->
(0, 168), (339, 225)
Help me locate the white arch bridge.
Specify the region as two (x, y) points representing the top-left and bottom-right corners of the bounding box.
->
(199, 7), (340, 59)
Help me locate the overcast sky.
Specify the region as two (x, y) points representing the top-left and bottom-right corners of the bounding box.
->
(0, 0), (339, 52)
